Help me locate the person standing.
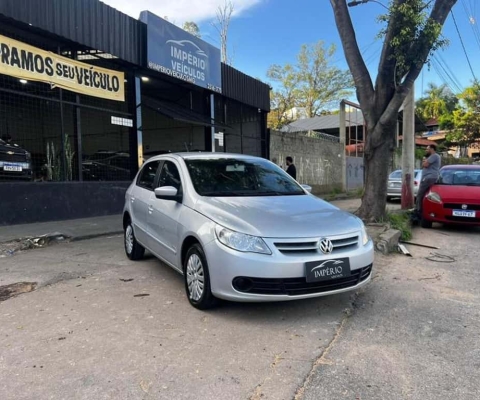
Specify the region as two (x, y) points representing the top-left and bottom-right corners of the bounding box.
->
(415, 144), (441, 217)
(285, 156), (297, 180)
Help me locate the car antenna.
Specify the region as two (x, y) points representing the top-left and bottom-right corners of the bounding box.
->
(184, 142), (190, 152)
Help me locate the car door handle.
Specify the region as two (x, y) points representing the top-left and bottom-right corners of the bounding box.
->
(148, 205), (154, 214)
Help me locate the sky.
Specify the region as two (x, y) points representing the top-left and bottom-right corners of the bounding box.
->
(102, 0), (480, 100)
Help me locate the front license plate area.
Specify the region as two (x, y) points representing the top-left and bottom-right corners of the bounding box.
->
(3, 163), (23, 172)
(305, 258), (351, 283)
(452, 210), (476, 218)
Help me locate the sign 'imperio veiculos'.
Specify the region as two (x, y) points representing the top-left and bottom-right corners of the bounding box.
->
(0, 34), (125, 102)
(140, 11), (222, 93)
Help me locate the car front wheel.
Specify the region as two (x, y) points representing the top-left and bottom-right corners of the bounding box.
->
(124, 221), (145, 260)
(420, 218), (433, 229)
(184, 244), (217, 310)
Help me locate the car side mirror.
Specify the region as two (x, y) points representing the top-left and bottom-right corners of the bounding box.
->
(154, 186), (182, 202)
(301, 184), (312, 193)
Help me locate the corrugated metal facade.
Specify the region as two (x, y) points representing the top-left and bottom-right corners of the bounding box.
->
(0, 0), (145, 65)
(222, 64), (270, 112)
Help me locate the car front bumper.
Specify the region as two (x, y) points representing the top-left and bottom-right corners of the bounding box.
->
(204, 237), (375, 302)
(423, 200), (480, 226)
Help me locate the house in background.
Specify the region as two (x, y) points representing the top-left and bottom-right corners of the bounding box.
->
(422, 118), (480, 159)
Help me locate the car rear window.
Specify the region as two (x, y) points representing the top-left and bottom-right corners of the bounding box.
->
(389, 171), (402, 179)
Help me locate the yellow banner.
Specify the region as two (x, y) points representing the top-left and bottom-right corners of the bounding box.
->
(0, 34), (125, 102)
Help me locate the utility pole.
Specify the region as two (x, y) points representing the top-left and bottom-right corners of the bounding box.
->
(401, 83), (415, 209)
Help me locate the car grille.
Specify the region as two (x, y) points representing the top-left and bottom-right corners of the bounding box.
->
(274, 235), (359, 255)
(445, 216), (480, 223)
(0, 152), (27, 162)
(443, 203), (480, 211)
(232, 264), (372, 296)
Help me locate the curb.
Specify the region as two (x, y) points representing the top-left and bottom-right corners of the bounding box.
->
(375, 229), (402, 255)
(69, 230), (124, 242)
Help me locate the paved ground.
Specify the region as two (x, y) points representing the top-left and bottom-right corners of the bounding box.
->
(302, 224), (480, 400)
(1, 201), (477, 400)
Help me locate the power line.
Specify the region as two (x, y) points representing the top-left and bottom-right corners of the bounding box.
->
(450, 9), (477, 82)
(461, 0), (480, 52)
(436, 53), (463, 91)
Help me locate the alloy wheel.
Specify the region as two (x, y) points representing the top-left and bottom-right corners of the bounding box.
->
(186, 254), (205, 301)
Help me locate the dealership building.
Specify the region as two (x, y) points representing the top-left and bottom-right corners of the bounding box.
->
(0, 0), (270, 225)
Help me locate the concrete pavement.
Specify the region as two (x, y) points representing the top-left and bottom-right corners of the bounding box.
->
(0, 235), (355, 400)
(0, 223), (479, 399)
(301, 225), (480, 400)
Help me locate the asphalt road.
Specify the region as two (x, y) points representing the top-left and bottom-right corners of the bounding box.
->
(0, 222), (479, 400)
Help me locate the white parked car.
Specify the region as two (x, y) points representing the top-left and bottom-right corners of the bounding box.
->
(123, 153), (374, 309)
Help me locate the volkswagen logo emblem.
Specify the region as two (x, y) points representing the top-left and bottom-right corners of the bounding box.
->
(319, 238), (334, 254)
(462, 204), (468, 210)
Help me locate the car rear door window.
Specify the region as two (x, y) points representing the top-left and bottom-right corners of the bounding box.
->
(137, 161), (160, 191)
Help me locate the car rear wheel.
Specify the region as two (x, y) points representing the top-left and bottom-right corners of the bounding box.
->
(184, 244), (217, 310)
(124, 221), (145, 260)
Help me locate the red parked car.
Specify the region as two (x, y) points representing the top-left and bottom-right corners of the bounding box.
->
(421, 165), (480, 228)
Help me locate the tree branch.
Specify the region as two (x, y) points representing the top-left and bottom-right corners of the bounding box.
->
(371, 0), (457, 147)
(330, 0), (374, 109)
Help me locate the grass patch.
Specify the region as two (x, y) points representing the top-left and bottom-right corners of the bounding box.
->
(387, 211), (412, 241)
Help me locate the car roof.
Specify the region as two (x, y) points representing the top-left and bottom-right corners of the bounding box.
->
(441, 165), (480, 170)
(147, 152), (263, 162)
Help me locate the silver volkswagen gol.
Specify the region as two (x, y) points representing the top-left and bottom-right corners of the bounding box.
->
(123, 153), (374, 309)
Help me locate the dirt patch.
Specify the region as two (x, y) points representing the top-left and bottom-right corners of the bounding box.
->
(0, 282), (37, 302)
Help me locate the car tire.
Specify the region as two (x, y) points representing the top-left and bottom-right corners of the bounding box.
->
(420, 218), (433, 229)
(183, 244), (217, 310)
(124, 220), (145, 260)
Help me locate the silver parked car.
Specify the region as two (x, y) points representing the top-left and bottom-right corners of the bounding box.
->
(387, 169), (422, 201)
(123, 153), (374, 309)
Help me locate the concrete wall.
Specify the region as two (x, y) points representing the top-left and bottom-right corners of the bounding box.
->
(269, 131), (344, 194)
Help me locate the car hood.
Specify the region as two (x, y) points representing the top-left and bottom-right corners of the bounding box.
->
(432, 184), (480, 203)
(195, 195), (362, 238)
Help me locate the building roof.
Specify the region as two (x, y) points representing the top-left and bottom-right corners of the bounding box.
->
(425, 118), (439, 127)
(398, 136), (432, 146)
(283, 110), (426, 133)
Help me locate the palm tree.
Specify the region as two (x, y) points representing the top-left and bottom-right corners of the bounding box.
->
(421, 83), (448, 120)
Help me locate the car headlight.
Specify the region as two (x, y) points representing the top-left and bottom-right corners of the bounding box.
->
(426, 191), (442, 204)
(215, 225), (271, 255)
(361, 224), (369, 246)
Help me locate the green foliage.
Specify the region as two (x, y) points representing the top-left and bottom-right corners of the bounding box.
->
(445, 82), (480, 148)
(441, 156), (473, 166)
(415, 83), (458, 121)
(267, 41), (353, 129)
(388, 212), (412, 241)
(378, 1), (448, 82)
(182, 21), (201, 38)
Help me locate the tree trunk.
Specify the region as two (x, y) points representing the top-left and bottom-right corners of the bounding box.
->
(357, 136), (394, 222)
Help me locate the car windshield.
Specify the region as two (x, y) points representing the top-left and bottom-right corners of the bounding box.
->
(185, 158), (306, 197)
(438, 168), (480, 185)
